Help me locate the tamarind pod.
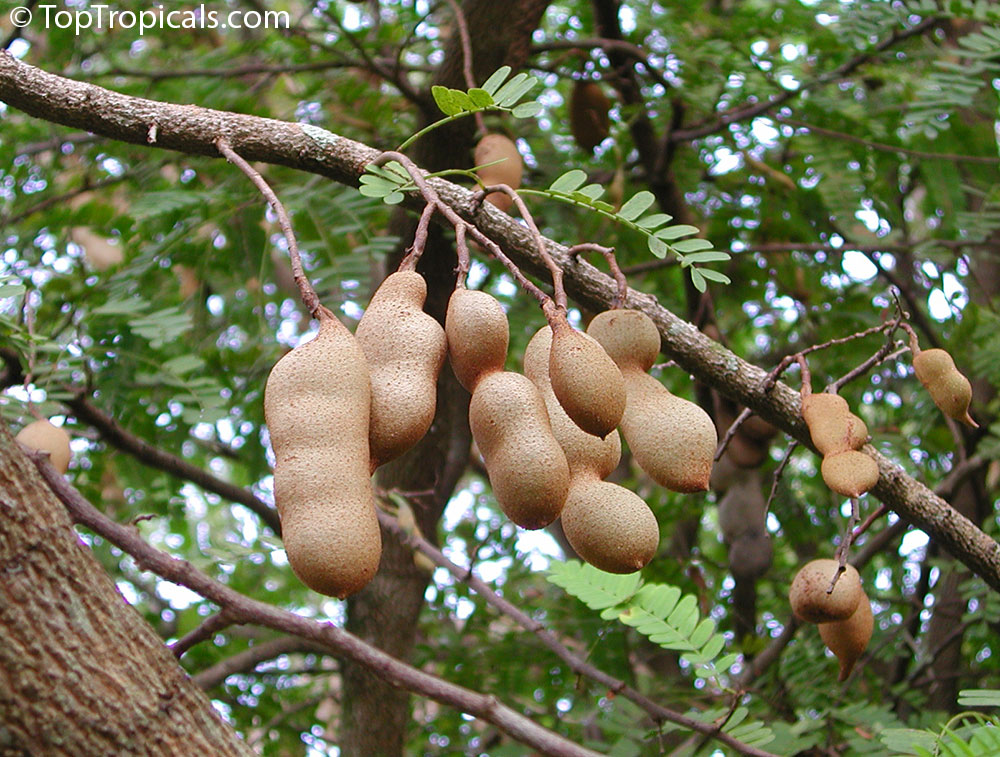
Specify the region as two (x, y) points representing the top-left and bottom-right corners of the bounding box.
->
(15, 418), (72, 473)
(356, 270), (447, 469)
(445, 288), (509, 393)
(789, 559), (863, 624)
(468, 371), (570, 530)
(548, 318), (627, 439)
(264, 313), (381, 598)
(913, 348), (978, 428)
(474, 134), (523, 212)
(819, 594), (873, 682)
(569, 81), (611, 152)
(820, 450), (879, 498)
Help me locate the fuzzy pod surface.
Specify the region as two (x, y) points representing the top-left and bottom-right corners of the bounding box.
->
(356, 270), (447, 469)
(820, 450), (879, 498)
(548, 317), (627, 439)
(569, 80), (611, 152)
(913, 348), (978, 428)
(264, 312), (381, 598)
(523, 326), (658, 573)
(588, 310), (716, 492)
(15, 418), (72, 473)
(789, 559), (863, 624)
(468, 370), (570, 530)
(474, 134), (523, 212)
(819, 593), (873, 682)
(445, 288), (509, 393)
(802, 393), (867, 456)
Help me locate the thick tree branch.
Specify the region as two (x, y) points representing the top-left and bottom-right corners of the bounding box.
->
(29, 455), (602, 757)
(3, 54), (998, 592)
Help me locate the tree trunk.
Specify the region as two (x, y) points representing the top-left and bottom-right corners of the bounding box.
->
(336, 3), (550, 754)
(0, 425), (252, 756)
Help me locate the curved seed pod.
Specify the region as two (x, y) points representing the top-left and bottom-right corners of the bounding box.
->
(789, 559), (863, 623)
(264, 312), (381, 598)
(523, 326), (620, 478)
(560, 479), (659, 573)
(548, 317), (627, 439)
(588, 309), (716, 492)
(445, 288), (509, 393)
(523, 325), (658, 573)
(469, 371), (570, 530)
(569, 80), (611, 152)
(913, 348), (978, 428)
(717, 475), (767, 544)
(802, 393), (867, 456)
(356, 271), (447, 469)
(819, 593), (874, 682)
(474, 134), (523, 212)
(15, 418), (72, 473)
(820, 450), (879, 498)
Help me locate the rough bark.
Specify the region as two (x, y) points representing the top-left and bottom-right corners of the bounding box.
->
(0, 426), (253, 756)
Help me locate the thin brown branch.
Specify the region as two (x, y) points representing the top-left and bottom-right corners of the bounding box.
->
(376, 509), (780, 757)
(215, 138), (320, 318)
(671, 16), (940, 142)
(566, 244), (628, 308)
(444, 0), (486, 135)
(779, 117), (1000, 165)
(171, 610), (238, 659)
(29, 455), (603, 757)
(532, 37), (673, 92)
(64, 391), (281, 534)
(191, 636), (326, 690)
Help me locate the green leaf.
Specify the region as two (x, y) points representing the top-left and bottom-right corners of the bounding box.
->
(690, 267), (707, 293)
(431, 85), (463, 115)
(648, 236), (668, 258)
(576, 184), (605, 201)
(681, 251), (731, 264)
(492, 73), (529, 105)
(672, 238), (715, 253)
(468, 88), (493, 108)
(636, 213), (673, 230)
(0, 283), (26, 298)
(617, 191), (656, 221)
(495, 74), (538, 107)
(958, 690), (1000, 708)
(93, 298), (148, 316)
(383, 192), (405, 205)
(697, 268), (732, 285)
(481, 66), (511, 96)
(549, 170), (588, 193)
(451, 89), (475, 112)
(547, 560), (640, 611)
(511, 101), (543, 118)
(654, 224), (701, 240)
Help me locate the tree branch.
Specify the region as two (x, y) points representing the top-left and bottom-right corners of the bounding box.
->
(29, 454), (603, 757)
(3, 53), (999, 592)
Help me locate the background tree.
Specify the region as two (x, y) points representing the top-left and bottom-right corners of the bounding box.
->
(2, 1), (999, 755)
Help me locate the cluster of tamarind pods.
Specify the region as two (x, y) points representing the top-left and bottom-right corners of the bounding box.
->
(262, 267), (721, 599)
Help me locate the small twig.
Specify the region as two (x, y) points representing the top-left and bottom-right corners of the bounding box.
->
(215, 138), (321, 318)
(835, 497), (861, 564)
(851, 503), (889, 546)
(476, 184), (566, 310)
(371, 152), (555, 310)
(715, 406), (754, 463)
(566, 243), (628, 308)
(400, 202), (437, 271)
(763, 440), (797, 517)
(170, 610), (238, 658)
(796, 355), (812, 398)
(444, 0), (486, 136)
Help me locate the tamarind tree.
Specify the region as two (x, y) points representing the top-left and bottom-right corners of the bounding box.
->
(2, 1), (1000, 754)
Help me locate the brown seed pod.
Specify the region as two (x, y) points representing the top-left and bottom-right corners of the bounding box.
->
(569, 80), (611, 153)
(560, 478), (660, 573)
(789, 559), (863, 623)
(717, 475), (767, 544)
(468, 371), (570, 530)
(445, 288), (509, 393)
(15, 418), (72, 473)
(820, 450), (880, 498)
(523, 326), (658, 573)
(474, 134), (523, 212)
(588, 309), (717, 492)
(356, 271), (447, 469)
(264, 311), (381, 598)
(913, 348), (978, 428)
(802, 393), (868, 456)
(71, 227), (124, 271)
(548, 317), (627, 439)
(728, 528), (773, 581)
(819, 592), (873, 681)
